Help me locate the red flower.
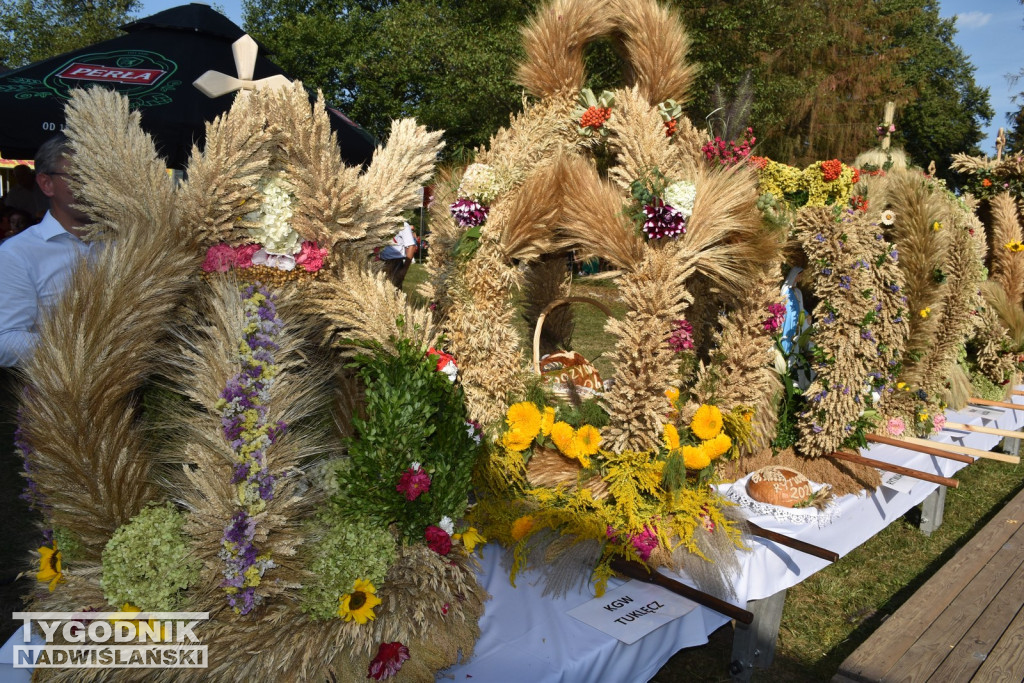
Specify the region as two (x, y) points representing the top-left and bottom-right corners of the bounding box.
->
(396, 467), (431, 501)
(368, 641), (410, 680)
(851, 167), (861, 184)
(663, 119), (677, 137)
(234, 243), (261, 269)
(295, 241), (328, 272)
(425, 525), (452, 555)
(982, 178), (992, 187)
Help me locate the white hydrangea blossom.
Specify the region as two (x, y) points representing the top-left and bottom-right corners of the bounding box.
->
(245, 171), (302, 255)
(438, 516), (454, 535)
(663, 180), (697, 218)
(457, 163), (502, 204)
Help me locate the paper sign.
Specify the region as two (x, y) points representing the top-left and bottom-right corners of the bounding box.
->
(963, 406), (1004, 420)
(567, 580), (696, 644)
(880, 471), (916, 494)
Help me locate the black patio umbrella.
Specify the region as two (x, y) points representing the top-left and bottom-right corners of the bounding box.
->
(0, 3), (376, 168)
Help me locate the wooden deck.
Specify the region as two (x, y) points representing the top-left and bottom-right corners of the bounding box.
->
(833, 485), (1024, 682)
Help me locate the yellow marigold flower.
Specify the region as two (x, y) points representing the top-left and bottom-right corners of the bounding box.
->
(681, 444), (711, 470)
(665, 387), (680, 405)
(550, 421), (575, 455)
(576, 425), (602, 456)
(919, 307), (931, 318)
(501, 428), (534, 453)
(704, 432), (733, 460)
(338, 578), (382, 624)
(454, 527), (485, 553)
(37, 542), (63, 592)
(897, 382), (906, 390)
(931, 221), (942, 231)
(506, 402), (542, 441)
(919, 412), (930, 421)
(540, 406), (556, 436)
(691, 404), (723, 441)
(662, 423), (680, 451)
(511, 515), (535, 541)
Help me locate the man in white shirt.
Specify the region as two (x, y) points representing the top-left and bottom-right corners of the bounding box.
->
(379, 221), (418, 289)
(0, 135), (91, 367)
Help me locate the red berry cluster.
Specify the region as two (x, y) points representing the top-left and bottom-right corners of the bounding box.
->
(821, 159), (843, 182)
(664, 119), (678, 137)
(580, 106), (612, 129)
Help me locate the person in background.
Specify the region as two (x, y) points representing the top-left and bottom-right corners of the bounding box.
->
(379, 221), (419, 289)
(0, 135), (92, 367)
(3, 164), (48, 220)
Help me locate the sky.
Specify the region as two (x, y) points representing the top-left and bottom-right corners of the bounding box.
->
(137, 0), (1023, 155)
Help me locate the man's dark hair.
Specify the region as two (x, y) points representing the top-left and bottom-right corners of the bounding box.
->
(34, 134), (72, 175)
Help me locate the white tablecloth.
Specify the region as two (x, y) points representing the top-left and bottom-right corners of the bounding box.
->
(3, 398), (1021, 683)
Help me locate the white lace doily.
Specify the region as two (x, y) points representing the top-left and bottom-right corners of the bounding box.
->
(716, 473), (841, 527)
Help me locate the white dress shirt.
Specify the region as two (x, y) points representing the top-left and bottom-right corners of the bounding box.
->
(0, 211), (90, 366)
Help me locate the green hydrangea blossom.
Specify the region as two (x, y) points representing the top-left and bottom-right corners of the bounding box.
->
(100, 503), (200, 611)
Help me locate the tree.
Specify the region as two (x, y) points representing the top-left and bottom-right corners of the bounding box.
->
(244, 0), (535, 160)
(0, 0), (140, 69)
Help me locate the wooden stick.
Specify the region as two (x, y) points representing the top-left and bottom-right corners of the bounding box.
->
(968, 397), (1024, 411)
(1011, 390), (1024, 397)
(828, 451), (959, 489)
(897, 435), (1020, 465)
(609, 558), (754, 625)
(866, 433), (972, 464)
(944, 422), (1022, 441)
(747, 523), (839, 563)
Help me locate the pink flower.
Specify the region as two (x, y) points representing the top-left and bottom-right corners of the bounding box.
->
(234, 243), (261, 269)
(295, 241), (328, 272)
(932, 414), (947, 432)
(368, 641), (410, 680)
(886, 417), (906, 436)
(762, 302), (786, 333)
(396, 467), (431, 501)
(202, 243), (237, 272)
(629, 526), (659, 561)
(668, 319), (694, 352)
(425, 525), (452, 555)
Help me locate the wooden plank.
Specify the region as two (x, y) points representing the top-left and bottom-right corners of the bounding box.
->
(926, 554), (1024, 681)
(881, 517), (1024, 682)
(972, 604), (1024, 682)
(835, 487), (1024, 681)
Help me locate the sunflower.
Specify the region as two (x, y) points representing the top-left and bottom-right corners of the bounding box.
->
(37, 541), (63, 592)
(549, 421), (575, 455)
(662, 423), (680, 451)
(703, 432), (732, 460)
(501, 428), (535, 453)
(506, 402), (542, 440)
(540, 406), (556, 436)
(691, 404), (723, 441)
(113, 603), (167, 641)
(339, 579), (382, 624)
(575, 425), (602, 457)
(681, 444), (711, 470)
(510, 516), (535, 541)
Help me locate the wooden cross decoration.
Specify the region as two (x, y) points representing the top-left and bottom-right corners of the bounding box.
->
(996, 127), (1007, 162)
(193, 35), (291, 98)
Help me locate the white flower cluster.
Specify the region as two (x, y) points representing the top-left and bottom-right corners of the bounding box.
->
(457, 163), (502, 204)
(663, 180), (697, 218)
(245, 171), (301, 255)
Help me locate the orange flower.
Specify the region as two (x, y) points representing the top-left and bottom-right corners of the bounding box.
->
(511, 516), (535, 541)
(982, 178), (992, 187)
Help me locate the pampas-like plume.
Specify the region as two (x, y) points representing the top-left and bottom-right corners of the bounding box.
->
(982, 279), (1024, 350)
(607, 0), (696, 105)
(556, 154), (646, 269)
(351, 118), (445, 254)
(490, 159), (562, 262)
(988, 192), (1024, 307)
(62, 88), (178, 240)
(517, 0), (616, 99)
(268, 86), (363, 247)
(305, 264), (439, 355)
(177, 90), (275, 247)
(602, 242), (694, 452)
(605, 86), (693, 193)
(19, 89), (198, 560)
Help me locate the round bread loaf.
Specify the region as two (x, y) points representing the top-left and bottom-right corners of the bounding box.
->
(745, 466), (813, 508)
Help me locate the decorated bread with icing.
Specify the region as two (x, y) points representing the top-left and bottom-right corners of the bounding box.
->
(746, 466), (814, 508)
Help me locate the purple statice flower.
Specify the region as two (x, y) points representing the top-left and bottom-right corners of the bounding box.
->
(821, 311), (836, 325)
(839, 275), (852, 291)
(890, 248), (899, 261)
(668, 319), (694, 352)
(641, 202), (686, 240)
(814, 233), (826, 242)
(450, 198), (489, 227)
(822, 267), (833, 276)
(861, 329), (876, 342)
(812, 424), (824, 433)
